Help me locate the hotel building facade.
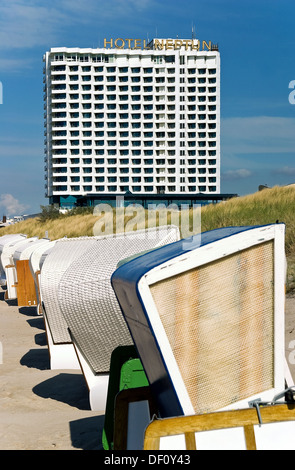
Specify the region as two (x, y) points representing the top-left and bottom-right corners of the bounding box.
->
(43, 38), (221, 209)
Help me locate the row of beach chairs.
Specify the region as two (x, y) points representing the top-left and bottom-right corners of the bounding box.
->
(1, 224), (295, 450)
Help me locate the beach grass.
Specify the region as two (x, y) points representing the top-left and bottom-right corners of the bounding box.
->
(1, 184), (295, 290)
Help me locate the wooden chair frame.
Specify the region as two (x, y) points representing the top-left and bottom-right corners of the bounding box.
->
(144, 404), (295, 450)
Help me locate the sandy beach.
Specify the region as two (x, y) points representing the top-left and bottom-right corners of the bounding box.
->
(0, 286), (104, 450)
(0, 284), (295, 451)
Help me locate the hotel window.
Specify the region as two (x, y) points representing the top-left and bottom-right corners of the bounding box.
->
(53, 55), (64, 61)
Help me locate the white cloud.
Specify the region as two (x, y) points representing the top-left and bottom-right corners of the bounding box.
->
(0, 0), (154, 50)
(221, 116), (295, 155)
(0, 134), (42, 160)
(274, 166), (295, 176)
(0, 143), (41, 159)
(0, 1), (64, 49)
(222, 169), (252, 180)
(0, 57), (36, 72)
(0, 194), (29, 216)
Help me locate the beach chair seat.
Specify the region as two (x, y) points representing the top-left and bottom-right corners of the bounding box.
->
(57, 225), (180, 410)
(102, 345), (151, 450)
(111, 224), (288, 421)
(143, 403), (295, 450)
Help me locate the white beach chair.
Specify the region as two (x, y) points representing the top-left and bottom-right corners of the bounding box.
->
(1, 237), (38, 300)
(40, 237), (100, 370)
(12, 238), (51, 308)
(29, 240), (57, 314)
(0, 234), (27, 286)
(57, 226), (180, 411)
(111, 224), (292, 449)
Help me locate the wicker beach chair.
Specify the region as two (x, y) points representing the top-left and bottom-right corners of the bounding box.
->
(57, 225), (180, 411)
(2, 237), (38, 300)
(111, 224), (290, 448)
(12, 238), (51, 308)
(0, 234), (27, 286)
(29, 240), (57, 315)
(40, 237), (101, 370)
(143, 403), (295, 450)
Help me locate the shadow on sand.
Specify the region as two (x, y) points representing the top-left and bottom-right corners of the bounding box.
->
(69, 415), (105, 450)
(32, 373), (90, 410)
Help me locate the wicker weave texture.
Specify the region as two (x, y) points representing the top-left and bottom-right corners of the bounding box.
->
(29, 240), (56, 275)
(0, 235), (26, 285)
(0, 235), (28, 285)
(40, 237), (99, 344)
(1, 237), (35, 270)
(13, 238), (44, 262)
(58, 226), (180, 374)
(150, 241), (275, 414)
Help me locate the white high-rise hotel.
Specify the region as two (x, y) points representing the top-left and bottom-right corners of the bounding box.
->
(43, 37), (220, 208)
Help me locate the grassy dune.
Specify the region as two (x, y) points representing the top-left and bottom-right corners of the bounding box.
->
(1, 185), (295, 289)
(201, 185), (295, 255)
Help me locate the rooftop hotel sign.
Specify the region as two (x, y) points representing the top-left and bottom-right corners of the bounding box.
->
(103, 38), (215, 51)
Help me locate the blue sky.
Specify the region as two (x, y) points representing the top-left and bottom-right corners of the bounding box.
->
(0, 0), (295, 216)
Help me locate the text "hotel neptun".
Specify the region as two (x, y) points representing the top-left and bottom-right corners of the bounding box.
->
(103, 38), (215, 51)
